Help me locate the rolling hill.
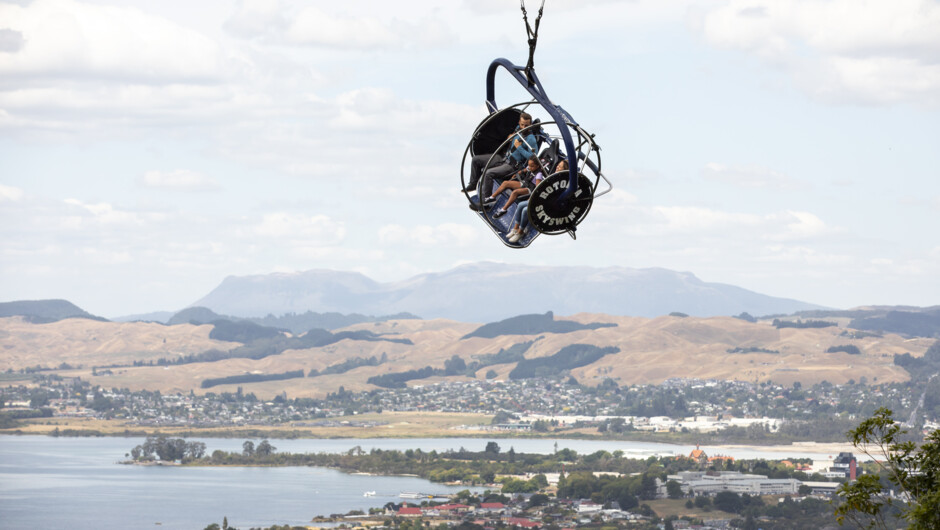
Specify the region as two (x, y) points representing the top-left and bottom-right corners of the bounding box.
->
(0, 299), (106, 323)
(1, 311), (932, 399)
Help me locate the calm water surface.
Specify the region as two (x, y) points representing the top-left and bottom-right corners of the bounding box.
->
(0, 436), (481, 529)
(0, 435), (840, 529)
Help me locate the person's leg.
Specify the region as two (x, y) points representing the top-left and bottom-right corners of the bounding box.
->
(507, 200), (528, 237)
(467, 153), (495, 190)
(493, 182), (524, 218)
(519, 204), (530, 232)
(504, 188), (529, 209)
(511, 200), (528, 226)
(490, 180), (522, 199)
(482, 162), (515, 197)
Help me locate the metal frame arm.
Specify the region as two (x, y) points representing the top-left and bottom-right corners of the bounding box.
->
(485, 58), (579, 201)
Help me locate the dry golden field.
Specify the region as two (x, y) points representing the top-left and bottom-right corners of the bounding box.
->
(6, 411), (492, 438)
(1, 314), (931, 400)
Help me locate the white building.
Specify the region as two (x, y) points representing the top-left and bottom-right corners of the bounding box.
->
(669, 471), (800, 496)
(576, 500), (603, 513)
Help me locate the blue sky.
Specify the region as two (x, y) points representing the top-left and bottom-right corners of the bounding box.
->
(1, 0), (938, 317)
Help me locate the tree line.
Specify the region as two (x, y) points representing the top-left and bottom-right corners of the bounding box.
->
(201, 370), (304, 389)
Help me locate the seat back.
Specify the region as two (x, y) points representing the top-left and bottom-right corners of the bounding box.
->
(538, 139), (563, 174)
(470, 108), (523, 156)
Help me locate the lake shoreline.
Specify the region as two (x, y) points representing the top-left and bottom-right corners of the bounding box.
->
(0, 412), (858, 448)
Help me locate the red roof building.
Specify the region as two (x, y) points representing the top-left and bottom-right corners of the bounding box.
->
(435, 503), (471, 512)
(689, 444), (708, 464)
(398, 507), (423, 516)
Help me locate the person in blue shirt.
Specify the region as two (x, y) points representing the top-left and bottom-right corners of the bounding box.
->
(464, 112), (538, 197)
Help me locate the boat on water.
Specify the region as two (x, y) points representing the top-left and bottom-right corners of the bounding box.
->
(363, 491), (376, 497)
(399, 492), (428, 499)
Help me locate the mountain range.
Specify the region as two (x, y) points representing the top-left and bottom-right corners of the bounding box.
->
(186, 263), (826, 322)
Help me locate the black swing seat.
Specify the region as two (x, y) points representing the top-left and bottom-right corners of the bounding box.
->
(459, 5), (613, 249)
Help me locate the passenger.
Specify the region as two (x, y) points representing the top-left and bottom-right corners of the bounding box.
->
(489, 155), (544, 218)
(507, 159), (568, 243)
(464, 112), (537, 196)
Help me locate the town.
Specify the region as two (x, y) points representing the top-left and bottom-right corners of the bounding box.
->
(3, 373), (936, 441)
(183, 439), (860, 530)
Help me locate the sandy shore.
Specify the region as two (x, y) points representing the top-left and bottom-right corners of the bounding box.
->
(710, 441), (857, 456)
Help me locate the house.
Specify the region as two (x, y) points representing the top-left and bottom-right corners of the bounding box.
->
(689, 444), (708, 464)
(576, 500), (602, 513)
(708, 455), (734, 466)
(397, 507), (423, 517)
(479, 502), (506, 513)
(505, 517), (540, 528)
(435, 503), (470, 513)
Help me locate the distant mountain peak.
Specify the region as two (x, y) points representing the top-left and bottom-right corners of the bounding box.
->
(189, 262), (827, 321)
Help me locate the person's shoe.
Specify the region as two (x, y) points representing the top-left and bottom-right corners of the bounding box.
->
(467, 195), (482, 211)
(493, 209), (507, 218)
(508, 231), (522, 243)
(461, 185), (476, 193)
(483, 196), (496, 205)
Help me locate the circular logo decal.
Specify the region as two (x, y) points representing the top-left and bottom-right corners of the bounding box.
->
(527, 172), (595, 234)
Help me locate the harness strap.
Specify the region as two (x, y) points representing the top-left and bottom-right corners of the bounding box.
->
(520, 0), (545, 85)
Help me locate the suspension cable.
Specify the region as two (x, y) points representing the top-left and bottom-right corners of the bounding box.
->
(520, 0), (545, 85)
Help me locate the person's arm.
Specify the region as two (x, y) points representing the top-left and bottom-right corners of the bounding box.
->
(515, 134), (537, 160)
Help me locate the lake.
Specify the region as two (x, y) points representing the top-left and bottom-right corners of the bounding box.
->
(0, 435), (844, 529)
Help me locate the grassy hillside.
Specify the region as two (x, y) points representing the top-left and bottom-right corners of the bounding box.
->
(0, 299), (105, 323)
(1, 313), (932, 399)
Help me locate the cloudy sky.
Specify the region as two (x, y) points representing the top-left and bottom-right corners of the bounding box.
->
(1, 0), (938, 317)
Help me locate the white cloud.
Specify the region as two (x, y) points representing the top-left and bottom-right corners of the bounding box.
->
(286, 7), (401, 50)
(643, 205), (762, 235)
(617, 168), (666, 187)
(76, 246), (133, 265)
(702, 162), (807, 190)
(756, 245), (853, 267)
(0, 0), (270, 138)
(0, 184), (24, 201)
(598, 200), (837, 244)
(140, 170), (220, 192)
(222, 0), (288, 40)
(696, 0), (940, 106)
(253, 212), (346, 243)
(462, 0), (624, 15)
(329, 87), (481, 134)
(0, 0), (227, 82)
(378, 223), (479, 247)
(212, 88), (480, 182)
(291, 246), (385, 262)
(765, 210), (832, 241)
(0, 28), (24, 52)
(62, 198), (145, 226)
(225, 1), (455, 50)
(600, 188), (639, 207)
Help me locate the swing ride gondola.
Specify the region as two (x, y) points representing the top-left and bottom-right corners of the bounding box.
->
(460, 0), (612, 248)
